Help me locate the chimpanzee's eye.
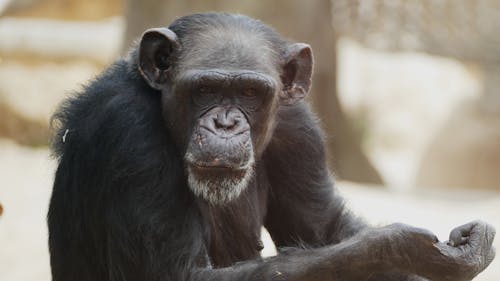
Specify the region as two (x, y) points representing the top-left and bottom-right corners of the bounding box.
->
(198, 86), (215, 95)
(242, 88), (258, 97)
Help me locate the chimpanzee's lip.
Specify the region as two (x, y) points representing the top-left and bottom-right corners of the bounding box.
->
(188, 161), (248, 171)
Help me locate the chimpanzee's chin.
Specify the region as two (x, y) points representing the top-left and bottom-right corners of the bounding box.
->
(186, 165), (254, 205)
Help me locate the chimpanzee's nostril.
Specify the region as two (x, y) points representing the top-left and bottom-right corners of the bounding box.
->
(213, 116), (236, 131)
(212, 117), (220, 129)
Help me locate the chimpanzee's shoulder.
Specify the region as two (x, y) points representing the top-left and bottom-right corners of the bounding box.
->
(50, 59), (164, 159)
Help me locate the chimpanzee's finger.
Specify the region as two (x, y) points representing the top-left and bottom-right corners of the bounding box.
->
(449, 221), (476, 247)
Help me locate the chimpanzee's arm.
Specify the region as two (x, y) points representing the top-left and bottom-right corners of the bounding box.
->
(263, 103), (369, 246)
(191, 222), (494, 281)
(192, 232), (413, 281)
(261, 103), (495, 281)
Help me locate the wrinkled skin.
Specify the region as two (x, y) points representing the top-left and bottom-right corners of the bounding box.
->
(365, 221), (496, 281)
(48, 13), (495, 281)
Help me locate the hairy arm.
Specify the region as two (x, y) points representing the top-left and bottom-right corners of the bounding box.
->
(261, 103), (495, 281)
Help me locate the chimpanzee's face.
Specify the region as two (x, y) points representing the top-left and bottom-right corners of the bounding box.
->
(172, 69), (278, 204)
(137, 19), (312, 204)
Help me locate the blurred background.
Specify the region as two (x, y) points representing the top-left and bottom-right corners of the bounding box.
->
(0, 0), (499, 280)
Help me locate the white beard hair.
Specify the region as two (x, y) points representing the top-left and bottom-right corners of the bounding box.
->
(187, 159), (254, 205)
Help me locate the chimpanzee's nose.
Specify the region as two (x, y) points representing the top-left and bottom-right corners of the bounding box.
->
(200, 107), (249, 136)
(214, 110), (240, 131)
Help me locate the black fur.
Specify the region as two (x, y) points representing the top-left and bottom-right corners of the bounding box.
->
(48, 13), (495, 281)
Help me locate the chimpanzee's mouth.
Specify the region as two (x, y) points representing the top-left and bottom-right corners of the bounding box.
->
(189, 161), (248, 171)
(184, 150), (255, 173)
(189, 164), (248, 178)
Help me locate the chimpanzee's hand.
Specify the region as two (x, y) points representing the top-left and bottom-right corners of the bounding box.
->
(382, 221), (496, 281)
(432, 221), (496, 281)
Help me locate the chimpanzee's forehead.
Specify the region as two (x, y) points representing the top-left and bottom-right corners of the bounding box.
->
(176, 27), (281, 76)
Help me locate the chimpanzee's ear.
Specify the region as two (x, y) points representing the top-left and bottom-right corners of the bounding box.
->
(279, 43), (313, 105)
(138, 28), (180, 90)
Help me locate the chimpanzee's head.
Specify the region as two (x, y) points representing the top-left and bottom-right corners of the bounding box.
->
(137, 13), (313, 204)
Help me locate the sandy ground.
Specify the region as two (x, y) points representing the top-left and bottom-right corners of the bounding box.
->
(0, 141), (499, 281)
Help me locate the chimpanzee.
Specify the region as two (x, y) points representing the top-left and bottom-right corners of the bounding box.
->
(48, 12), (495, 281)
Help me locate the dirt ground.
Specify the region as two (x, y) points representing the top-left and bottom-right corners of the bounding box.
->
(0, 140), (498, 281)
